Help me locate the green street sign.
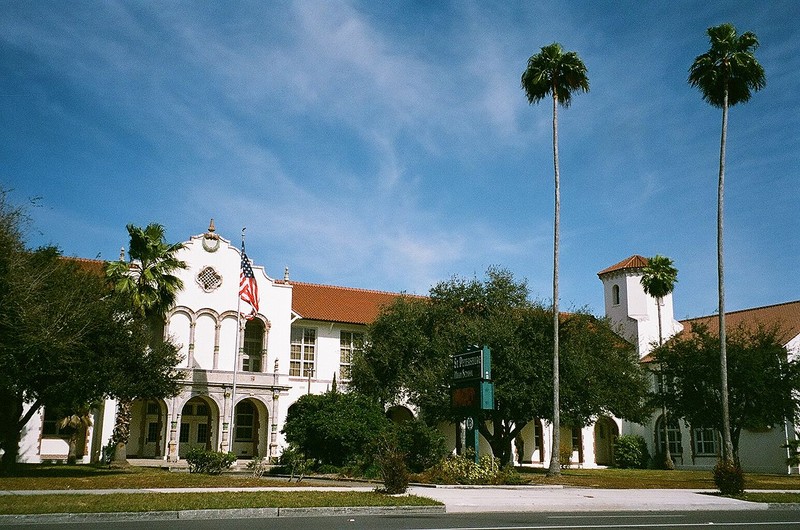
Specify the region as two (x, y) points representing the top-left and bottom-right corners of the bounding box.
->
(452, 346), (491, 382)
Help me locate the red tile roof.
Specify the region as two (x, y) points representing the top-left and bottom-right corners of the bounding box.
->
(641, 300), (800, 363)
(597, 255), (649, 277)
(289, 281), (410, 325)
(65, 256), (107, 275)
(679, 300), (800, 345)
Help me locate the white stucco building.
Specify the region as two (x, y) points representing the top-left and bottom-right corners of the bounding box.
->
(11, 235), (800, 474)
(598, 255), (800, 474)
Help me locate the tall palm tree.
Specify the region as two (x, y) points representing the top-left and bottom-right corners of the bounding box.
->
(522, 43), (589, 477)
(640, 254), (678, 469)
(689, 23), (765, 465)
(106, 223), (186, 465)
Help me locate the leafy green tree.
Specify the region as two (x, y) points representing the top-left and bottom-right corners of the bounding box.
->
(653, 322), (798, 462)
(0, 192), (181, 473)
(352, 268), (648, 466)
(689, 23), (766, 465)
(106, 223), (186, 465)
(522, 42), (589, 476)
(640, 254), (678, 468)
(282, 389), (390, 467)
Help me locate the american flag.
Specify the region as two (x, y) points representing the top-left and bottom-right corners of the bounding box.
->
(239, 248), (259, 319)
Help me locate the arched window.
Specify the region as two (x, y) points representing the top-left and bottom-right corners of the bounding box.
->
(655, 415), (682, 456)
(612, 284), (621, 305)
(243, 320), (265, 372)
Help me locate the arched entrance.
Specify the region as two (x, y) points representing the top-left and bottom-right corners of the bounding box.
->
(231, 398), (268, 459)
(594, 416), (619, 466)
(178, 396), (217, 458)
(128, 398), (168, 458)
(517, 419), (545, 464)
(386, 405), (414, 424)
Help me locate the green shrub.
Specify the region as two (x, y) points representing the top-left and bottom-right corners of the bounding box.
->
(423, 452), (514, 485)
(613, 434), (650, 469)
(246, 456), (269, 478)
(376, 443), (410, 494)
(713, 460), (745, 495)
(282, 390), (389, 467)
(279, 445), (314, 482)
(185, 447), (236, 474)
(393, 419), (448, 473)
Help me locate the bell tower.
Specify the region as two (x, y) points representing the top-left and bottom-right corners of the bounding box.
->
(597, 255), (682, 358)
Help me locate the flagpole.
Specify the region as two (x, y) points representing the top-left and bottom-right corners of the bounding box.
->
(229, 227), (246, 453)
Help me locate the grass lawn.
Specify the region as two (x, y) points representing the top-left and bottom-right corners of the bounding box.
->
(0, 464), (349, 490)
(739, 492), (800, 504)
(0, 491), (440, 515)
(516, 467), (800, 490)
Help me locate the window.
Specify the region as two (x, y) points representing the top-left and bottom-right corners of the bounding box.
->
(179, 423), (190, 443)
(656, 415), (682, 456)
(147, 422), (159, 443)
(235, 401), (255, 442)
(242, 320), (265, 372)
(146, 401), (160, 415)
(196, 423), (208, 444)
(197, 266), (223, 292)
(41, 407), (68, 438)
(196, 404), (208, 416)
(612, 284), (620, 305)
(290, 327), (316, 377)
(693, 426), (718, 456)
(339, 331), (363, 380)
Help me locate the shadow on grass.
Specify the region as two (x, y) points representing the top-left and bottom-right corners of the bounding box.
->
(3, 463), (130, 478)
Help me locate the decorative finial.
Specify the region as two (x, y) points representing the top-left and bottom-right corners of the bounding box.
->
(284, 266), (290, 282)
(119, 247), (126, 262)
(208, 218), (216, 233)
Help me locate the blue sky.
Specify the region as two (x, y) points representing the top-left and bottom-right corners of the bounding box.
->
(2, 0), (798, 319)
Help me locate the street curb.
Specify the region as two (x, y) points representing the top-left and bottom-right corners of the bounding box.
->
(0, 505), (445, 525)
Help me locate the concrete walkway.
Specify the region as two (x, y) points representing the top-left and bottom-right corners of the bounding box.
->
(406, 485), (769, 513)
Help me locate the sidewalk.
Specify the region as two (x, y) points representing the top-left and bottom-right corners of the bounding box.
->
(406, 485), (769, 513)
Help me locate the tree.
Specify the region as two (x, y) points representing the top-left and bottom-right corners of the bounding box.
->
(653, 322), (798, 462)
(106, 223), (186, 465)
(56, 405), (94, 465)
(689, 23), (765, 465)
(352, 268), (649, 466)
(282, 389), (390, 468)
(522, 43), (589, 475)
(640, 254), (678, 468)
(0, 191), (183, 473)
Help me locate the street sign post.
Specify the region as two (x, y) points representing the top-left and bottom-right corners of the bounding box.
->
(451, 346), (495, 463)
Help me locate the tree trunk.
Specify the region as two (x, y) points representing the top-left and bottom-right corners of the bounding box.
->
(657, 300), (674, 469)
(111, 399), (132, 467)
(718, 87), (735, 466)
(67, 433), (78, 465)
(0, 399), (22, 475)
(548, 89), (561, 477)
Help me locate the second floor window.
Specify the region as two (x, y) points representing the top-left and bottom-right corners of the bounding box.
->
(290, 327), (316, 377)
(242, 320), (265, 372)
(339, 331), (363, 380)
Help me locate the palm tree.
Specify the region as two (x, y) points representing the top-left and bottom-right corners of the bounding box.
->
(57, 406), (93, 465)
(640, 254), (678, 469)
(689, 23), (765, 465)
(522, 43), (589, 476)
(106, 223), (186, 465)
